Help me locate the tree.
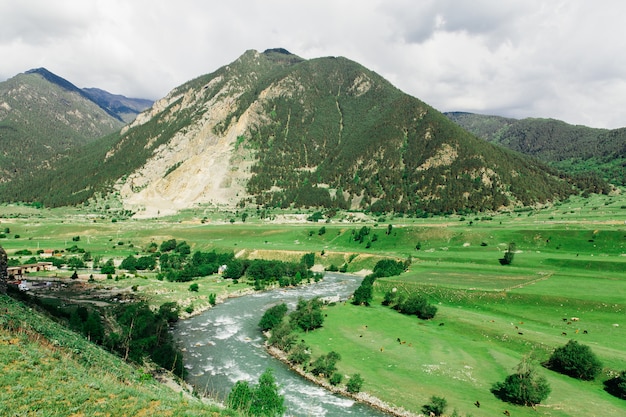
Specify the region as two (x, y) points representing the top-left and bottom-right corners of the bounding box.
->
(422, 396), (447, 417)
(287, 342), (310, 365)
(249, 369), (285, 417)
(100, 259), (115, 275)
(491, 357), (551, 406)
(352, 280), (373, 306)
(500, 242), (516, 265)
(120, 255), (137, 271)
(301, 252), (315, 269)
(310, 351), (341, 378)
(159, 239), (177, 252)
(268, 320), (297, 351)
(290, 298), (324, 331)
(545, 339), (603, 380)
(346, 373), (364, 393)
(259, 303), (288, 332)
(228, 380), (252, 412)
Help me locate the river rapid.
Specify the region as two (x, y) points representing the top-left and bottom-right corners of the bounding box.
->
(173, 273), (391, 417)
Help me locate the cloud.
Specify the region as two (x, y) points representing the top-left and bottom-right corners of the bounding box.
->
(1, 0), (625, 128)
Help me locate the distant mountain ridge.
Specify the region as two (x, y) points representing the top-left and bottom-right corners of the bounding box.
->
(0, 50), (605, 214)
(0, 68), (153, 183)
(82, 88), (154, 123)
(445, 112), (626, 186)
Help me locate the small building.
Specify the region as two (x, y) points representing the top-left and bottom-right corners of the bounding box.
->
(7, 262), (54, 279)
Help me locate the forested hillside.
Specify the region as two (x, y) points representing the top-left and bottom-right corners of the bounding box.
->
(0, 50), (605, 214)
(446, 112), (625, 186)
(0, 69), (125, 183)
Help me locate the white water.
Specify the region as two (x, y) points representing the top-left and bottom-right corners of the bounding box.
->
(173, 273), (391, 417)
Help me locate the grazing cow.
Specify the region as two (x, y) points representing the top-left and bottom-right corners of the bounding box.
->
(575, 329), (579, 334)
(439, 322), (445, 326)
(504, 410), (511, 416)
(583, 330), (588, 334)
(397, 337), (401, 343)
(562, 332), (567, 336)
(474, 401), (480, 408)
(518, 332), (524, 335)
(380, 347), (384, 352)
(562, 318), (568, 321)
(571, 317), (580, 322)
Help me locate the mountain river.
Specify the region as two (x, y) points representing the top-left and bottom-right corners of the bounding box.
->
(173, 273), (391, 417)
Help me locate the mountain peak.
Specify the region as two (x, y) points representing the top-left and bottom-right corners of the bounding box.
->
(24, 67), (83, 95)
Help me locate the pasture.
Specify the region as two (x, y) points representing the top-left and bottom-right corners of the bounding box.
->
(1, 192), (625, 416)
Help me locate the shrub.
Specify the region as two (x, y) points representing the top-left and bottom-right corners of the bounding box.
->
(346, 373), (364, 393)
(290, 298), (324, 332)
(604, 370), (626, 400)
(545, 339), (602, 380)
(310, 351), (341, 378)
(287, 342), (310, 365)
(259, 303), (288, 332)
(329, 372), (343, 386)
(492, 358), (551, 406)
(422, 396), (447, 416)
(188, 283), (199, 292)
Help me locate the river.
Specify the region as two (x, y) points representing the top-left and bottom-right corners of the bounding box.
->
(173, 273), (391, 417)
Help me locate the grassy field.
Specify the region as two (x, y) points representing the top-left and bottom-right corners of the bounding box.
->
(1, 192), (625, 416)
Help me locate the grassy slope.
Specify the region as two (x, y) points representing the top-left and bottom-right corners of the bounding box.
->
(0, 295), (237, 417)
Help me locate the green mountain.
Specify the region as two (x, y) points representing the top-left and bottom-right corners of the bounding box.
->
(0, 50), (602, 214)
(445, 112), (626, 186)
(0, 68), (126, 183)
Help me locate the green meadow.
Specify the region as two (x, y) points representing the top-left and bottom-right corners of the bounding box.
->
(1, 192), (625, 416)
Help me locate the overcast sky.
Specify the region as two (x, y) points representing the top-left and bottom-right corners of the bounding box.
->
(1, 0), (625, 128)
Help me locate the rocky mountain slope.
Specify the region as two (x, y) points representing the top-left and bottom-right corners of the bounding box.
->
(0, 49), (598, 215)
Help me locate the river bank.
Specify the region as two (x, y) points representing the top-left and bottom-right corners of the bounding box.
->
(265, 337), (421, 417)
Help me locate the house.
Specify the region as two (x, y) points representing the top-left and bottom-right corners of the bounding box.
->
(7, 262), (54, 279)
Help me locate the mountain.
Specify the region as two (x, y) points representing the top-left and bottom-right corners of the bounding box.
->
(0, 49), (600, 215)
(83, 88), (153, 123)
(0, 68), (125, 182)
(445, 112), (626, 186)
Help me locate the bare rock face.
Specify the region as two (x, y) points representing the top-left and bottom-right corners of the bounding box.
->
(0, 245), (7, 294)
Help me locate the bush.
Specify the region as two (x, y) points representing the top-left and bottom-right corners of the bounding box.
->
(545, 339), (602, 380)
(290, 298), (324, 331)
(346, 373), (364, 393)
(422, 396), (447, 416)
(259, 303), (288, 332)
(604, 370), (626, 400)
(188, 283), (199, 292)
(329, 372), (342, 386)
(310, 351), (341, 378)
(492, 358), (551, 406)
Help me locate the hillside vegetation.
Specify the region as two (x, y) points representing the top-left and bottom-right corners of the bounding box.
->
(446, 112), (626, 186)
(0, 50), (604, 214)
(0, 295), (236, 416)
(0, 69), (125, 183)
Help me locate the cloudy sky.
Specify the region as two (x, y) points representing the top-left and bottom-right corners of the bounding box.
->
(1, 0), (625, 128)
